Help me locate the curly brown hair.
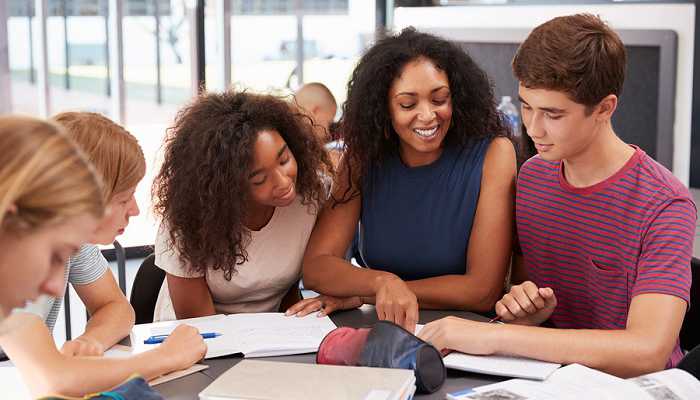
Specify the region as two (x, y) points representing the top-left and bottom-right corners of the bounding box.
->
(336, 27), (509, 203)
(152, 90), (332, 279)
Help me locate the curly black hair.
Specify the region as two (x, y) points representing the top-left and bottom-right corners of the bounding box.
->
(337, 27), (509, 201)
(152, 90), (332, 280)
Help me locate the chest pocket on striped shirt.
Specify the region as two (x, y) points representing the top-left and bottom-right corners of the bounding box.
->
(584, 259), (629, 329)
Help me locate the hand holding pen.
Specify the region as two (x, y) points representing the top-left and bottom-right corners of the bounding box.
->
(144, 331), (222, 344)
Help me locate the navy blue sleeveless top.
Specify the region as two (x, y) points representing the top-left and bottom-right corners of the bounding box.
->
(359, 138), (491, 281)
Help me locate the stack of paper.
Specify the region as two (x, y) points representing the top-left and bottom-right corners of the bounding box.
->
(446, 363), (700, 400)
(131, 312), (337, 359)
(199, 360), (416, 400)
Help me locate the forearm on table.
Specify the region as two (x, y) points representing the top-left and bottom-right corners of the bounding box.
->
(482, 324), (672, 377)
(407, 274), (504, 312)
(21, 348), (178, 397)
(82, 301), (135, 348)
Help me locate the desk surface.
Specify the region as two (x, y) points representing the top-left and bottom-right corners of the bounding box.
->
(155, 306), (505, 399)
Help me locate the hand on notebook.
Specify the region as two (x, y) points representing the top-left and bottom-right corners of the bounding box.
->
(495, 281), (557, 326)
(158, 324), (208, 370)
(285, 295), (363, 317)
(373, 274), (418, 332)
(60, 335), (105, 357)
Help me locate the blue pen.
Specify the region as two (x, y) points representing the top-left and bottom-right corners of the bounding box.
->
(144, 332), (222, 344)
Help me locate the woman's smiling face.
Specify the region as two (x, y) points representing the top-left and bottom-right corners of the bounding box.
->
(388, 57), (453, 167)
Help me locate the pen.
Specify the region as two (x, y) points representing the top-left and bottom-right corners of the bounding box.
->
(144, 332), (221, 344)
(487, 315), (502, 323)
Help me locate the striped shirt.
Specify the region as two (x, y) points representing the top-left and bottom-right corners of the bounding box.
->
(516, 146), (696, 367)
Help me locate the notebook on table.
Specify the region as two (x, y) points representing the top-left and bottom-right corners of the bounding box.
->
(198, 360), (416, 400)
(414, 324), (561, 380)
(131, 313), (337, 359)
(442, 352), (561, 381)
(447, 363), (700, 399)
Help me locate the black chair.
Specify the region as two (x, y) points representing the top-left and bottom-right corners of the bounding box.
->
(678, 344), (700, 380)
(129, 253), (165, 324)
(680, 257), (700, 352)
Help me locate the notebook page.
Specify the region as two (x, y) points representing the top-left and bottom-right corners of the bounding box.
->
(223, 313), (337, 357)
(132, 313), (336, 358)
(443, 352), (561, 380)
(630, 368), (700, 400)
(131, 314), (238, 358)
(455, 364), (650, 400)
(0, 364), (31, 400)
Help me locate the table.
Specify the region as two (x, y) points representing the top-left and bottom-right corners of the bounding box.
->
(156, 306), (506, 399)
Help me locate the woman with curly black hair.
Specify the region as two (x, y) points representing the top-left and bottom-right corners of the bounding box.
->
(297, 28), (517, 331)
(151, 90), (349, 321)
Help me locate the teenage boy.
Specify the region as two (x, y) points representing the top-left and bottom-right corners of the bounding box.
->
(418, 14), (696, 378)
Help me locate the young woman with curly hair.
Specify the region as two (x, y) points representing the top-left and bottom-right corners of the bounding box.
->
(151, 90), (348, 321)
(297, 28), (517, 331)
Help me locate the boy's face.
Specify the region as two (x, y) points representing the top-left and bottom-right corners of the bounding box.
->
(518, 84), (605, 162)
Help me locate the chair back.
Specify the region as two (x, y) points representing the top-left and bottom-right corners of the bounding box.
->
(130, 254), (165, 324)
(680, 257), (700, 351)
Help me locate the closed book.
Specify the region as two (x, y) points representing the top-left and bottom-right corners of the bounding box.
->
(199, 360), (416, 400)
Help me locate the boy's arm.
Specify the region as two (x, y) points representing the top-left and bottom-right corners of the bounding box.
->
(64, 271), (135, 355)
(420, 293), (686, 378)
(0, 313), (206, 397)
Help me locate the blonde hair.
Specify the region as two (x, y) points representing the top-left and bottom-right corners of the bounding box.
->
(52, 112), (146, 202)
(0, 115), (104, 232)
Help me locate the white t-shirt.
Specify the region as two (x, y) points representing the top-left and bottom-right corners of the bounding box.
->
(153, 196), (317, 321)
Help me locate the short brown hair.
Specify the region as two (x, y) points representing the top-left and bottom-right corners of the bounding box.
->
(512, 14), (627, 108)
(52, 112), (146, 202)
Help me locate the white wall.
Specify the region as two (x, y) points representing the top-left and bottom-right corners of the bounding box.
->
(395, 4), (695, 185)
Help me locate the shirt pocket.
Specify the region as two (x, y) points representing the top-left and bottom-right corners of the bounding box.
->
(584, 259), (629, 329)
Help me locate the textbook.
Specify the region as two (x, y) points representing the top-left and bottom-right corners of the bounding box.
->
(198, 360), (417, 400)
(131, 312), (337, 359)
(446, 363), (700, 399)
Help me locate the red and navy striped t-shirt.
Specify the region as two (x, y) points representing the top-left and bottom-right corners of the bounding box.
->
(516, 146), (696, 367)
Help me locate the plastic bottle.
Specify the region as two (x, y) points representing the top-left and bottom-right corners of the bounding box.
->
(497, 96), (521, 137)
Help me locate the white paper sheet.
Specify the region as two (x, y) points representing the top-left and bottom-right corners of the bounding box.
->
(454, 364), (700, 400)
(442, 352), (561, 381)
(0, 364), (31, 400)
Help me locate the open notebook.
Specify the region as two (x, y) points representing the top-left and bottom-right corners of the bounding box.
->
(131, 313), (337, 359)
(447, 363), (700, 400)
